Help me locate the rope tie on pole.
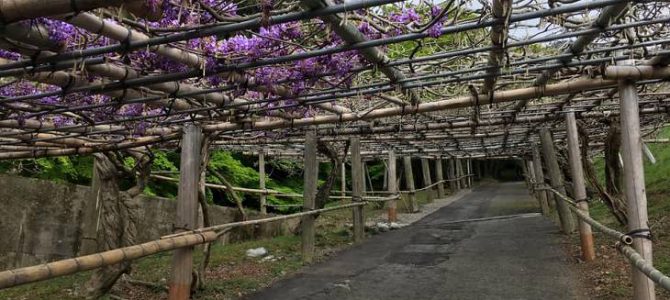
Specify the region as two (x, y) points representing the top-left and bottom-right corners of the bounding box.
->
(627, 228), (653, 241)
(574, 197), (590, 204)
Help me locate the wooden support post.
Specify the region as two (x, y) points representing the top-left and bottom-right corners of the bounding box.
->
(448, 158), (458, 191)
(301, 131), (318, 263)
(435, 157), (446, 198)
(259, 150), (267, 215)
(479, 160), (485, 178)
(526, 159), (535, 189)
(421, 158), (433, 202)
(520, 159), (530, 188)
(539, 128), (576, 234)
(456, 158), (466, 189)
(619, 64), (655, 300)
(340, 162), (346, 202)
(403, 156), (419, 212)
(566, 112), (596, 262)
(169, 124), (202, 300)
(351, 137), (365, 243)
(387, 150), (398, 222)
(79, 157), (101, 255)
(382, 159), (388, 191)
(532, 143), (551, 215)
(363, 162), (372, 193)
(466, 159), (473, 188)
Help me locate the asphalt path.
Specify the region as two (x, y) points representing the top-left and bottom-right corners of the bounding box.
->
(247, 181), (584, 300)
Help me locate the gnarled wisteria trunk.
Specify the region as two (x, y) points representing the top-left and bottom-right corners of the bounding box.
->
(84, 152), (151, 299)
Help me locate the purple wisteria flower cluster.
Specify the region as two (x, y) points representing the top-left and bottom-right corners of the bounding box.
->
(0, 0), (447, 129)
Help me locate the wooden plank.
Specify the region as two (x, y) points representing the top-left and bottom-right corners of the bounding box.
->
(566, 112), (596, 261)
(421, 158), (433, 201)
(169, 123), (202, 300)
(434, 157), (446, 198)
(403, 156), (419, 212)
(539, 127), (576, 234)
(302, 131), (318, 263)
(351, 137), (365, 242)
(531, 143), (551, 215)
(387, 150), (398, 222)
(259, 150), (267, 215)
(619, 63), (656, 300)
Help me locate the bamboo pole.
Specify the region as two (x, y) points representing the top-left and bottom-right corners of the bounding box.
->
(403, 156), (419, 212)
(435, 157), (446, 198)
(299, 0), (420, 104)
(169, 124), (202, 300)
(619, 59), (656, 300)
(482, 0), (511, 96)
(302, 131), (318, 263)
(0, 202), (371, 290)
(531, 144), (551, 215)
(259, 150), (267, 215)
(0, 231), (218, 290)
(421, 158), (433, 202)
(539, 128), (576, 233)
(150, 174), (301, 197)
(164, 202), (368, 239)
(202, 77), (621, 133)
(0, 0), (148, 23)
(605, 65), (670, 80)
(387, 150), (398, 222)
(566, 112), (596, 262)
(351, 137), (365, 242)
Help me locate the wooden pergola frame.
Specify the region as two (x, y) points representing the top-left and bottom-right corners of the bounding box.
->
(0, 0), (668, 299)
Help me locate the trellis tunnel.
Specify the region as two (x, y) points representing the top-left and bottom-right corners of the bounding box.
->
(0, 0), (668, 299)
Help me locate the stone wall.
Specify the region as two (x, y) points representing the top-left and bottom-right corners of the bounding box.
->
(0, 175), (299, 270)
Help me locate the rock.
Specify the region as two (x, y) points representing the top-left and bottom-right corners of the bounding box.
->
(246, 247), (268, 257)
(332, 279), (351, 292)
(389, 222), (406, 229)
(376, 222), (390, 232)
(261, 255), (275, 262)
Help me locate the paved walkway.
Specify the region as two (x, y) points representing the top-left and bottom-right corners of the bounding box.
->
(247, 182), (584, 300)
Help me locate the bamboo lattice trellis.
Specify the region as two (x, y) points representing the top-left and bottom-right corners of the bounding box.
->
(0, 0), (667, 160)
